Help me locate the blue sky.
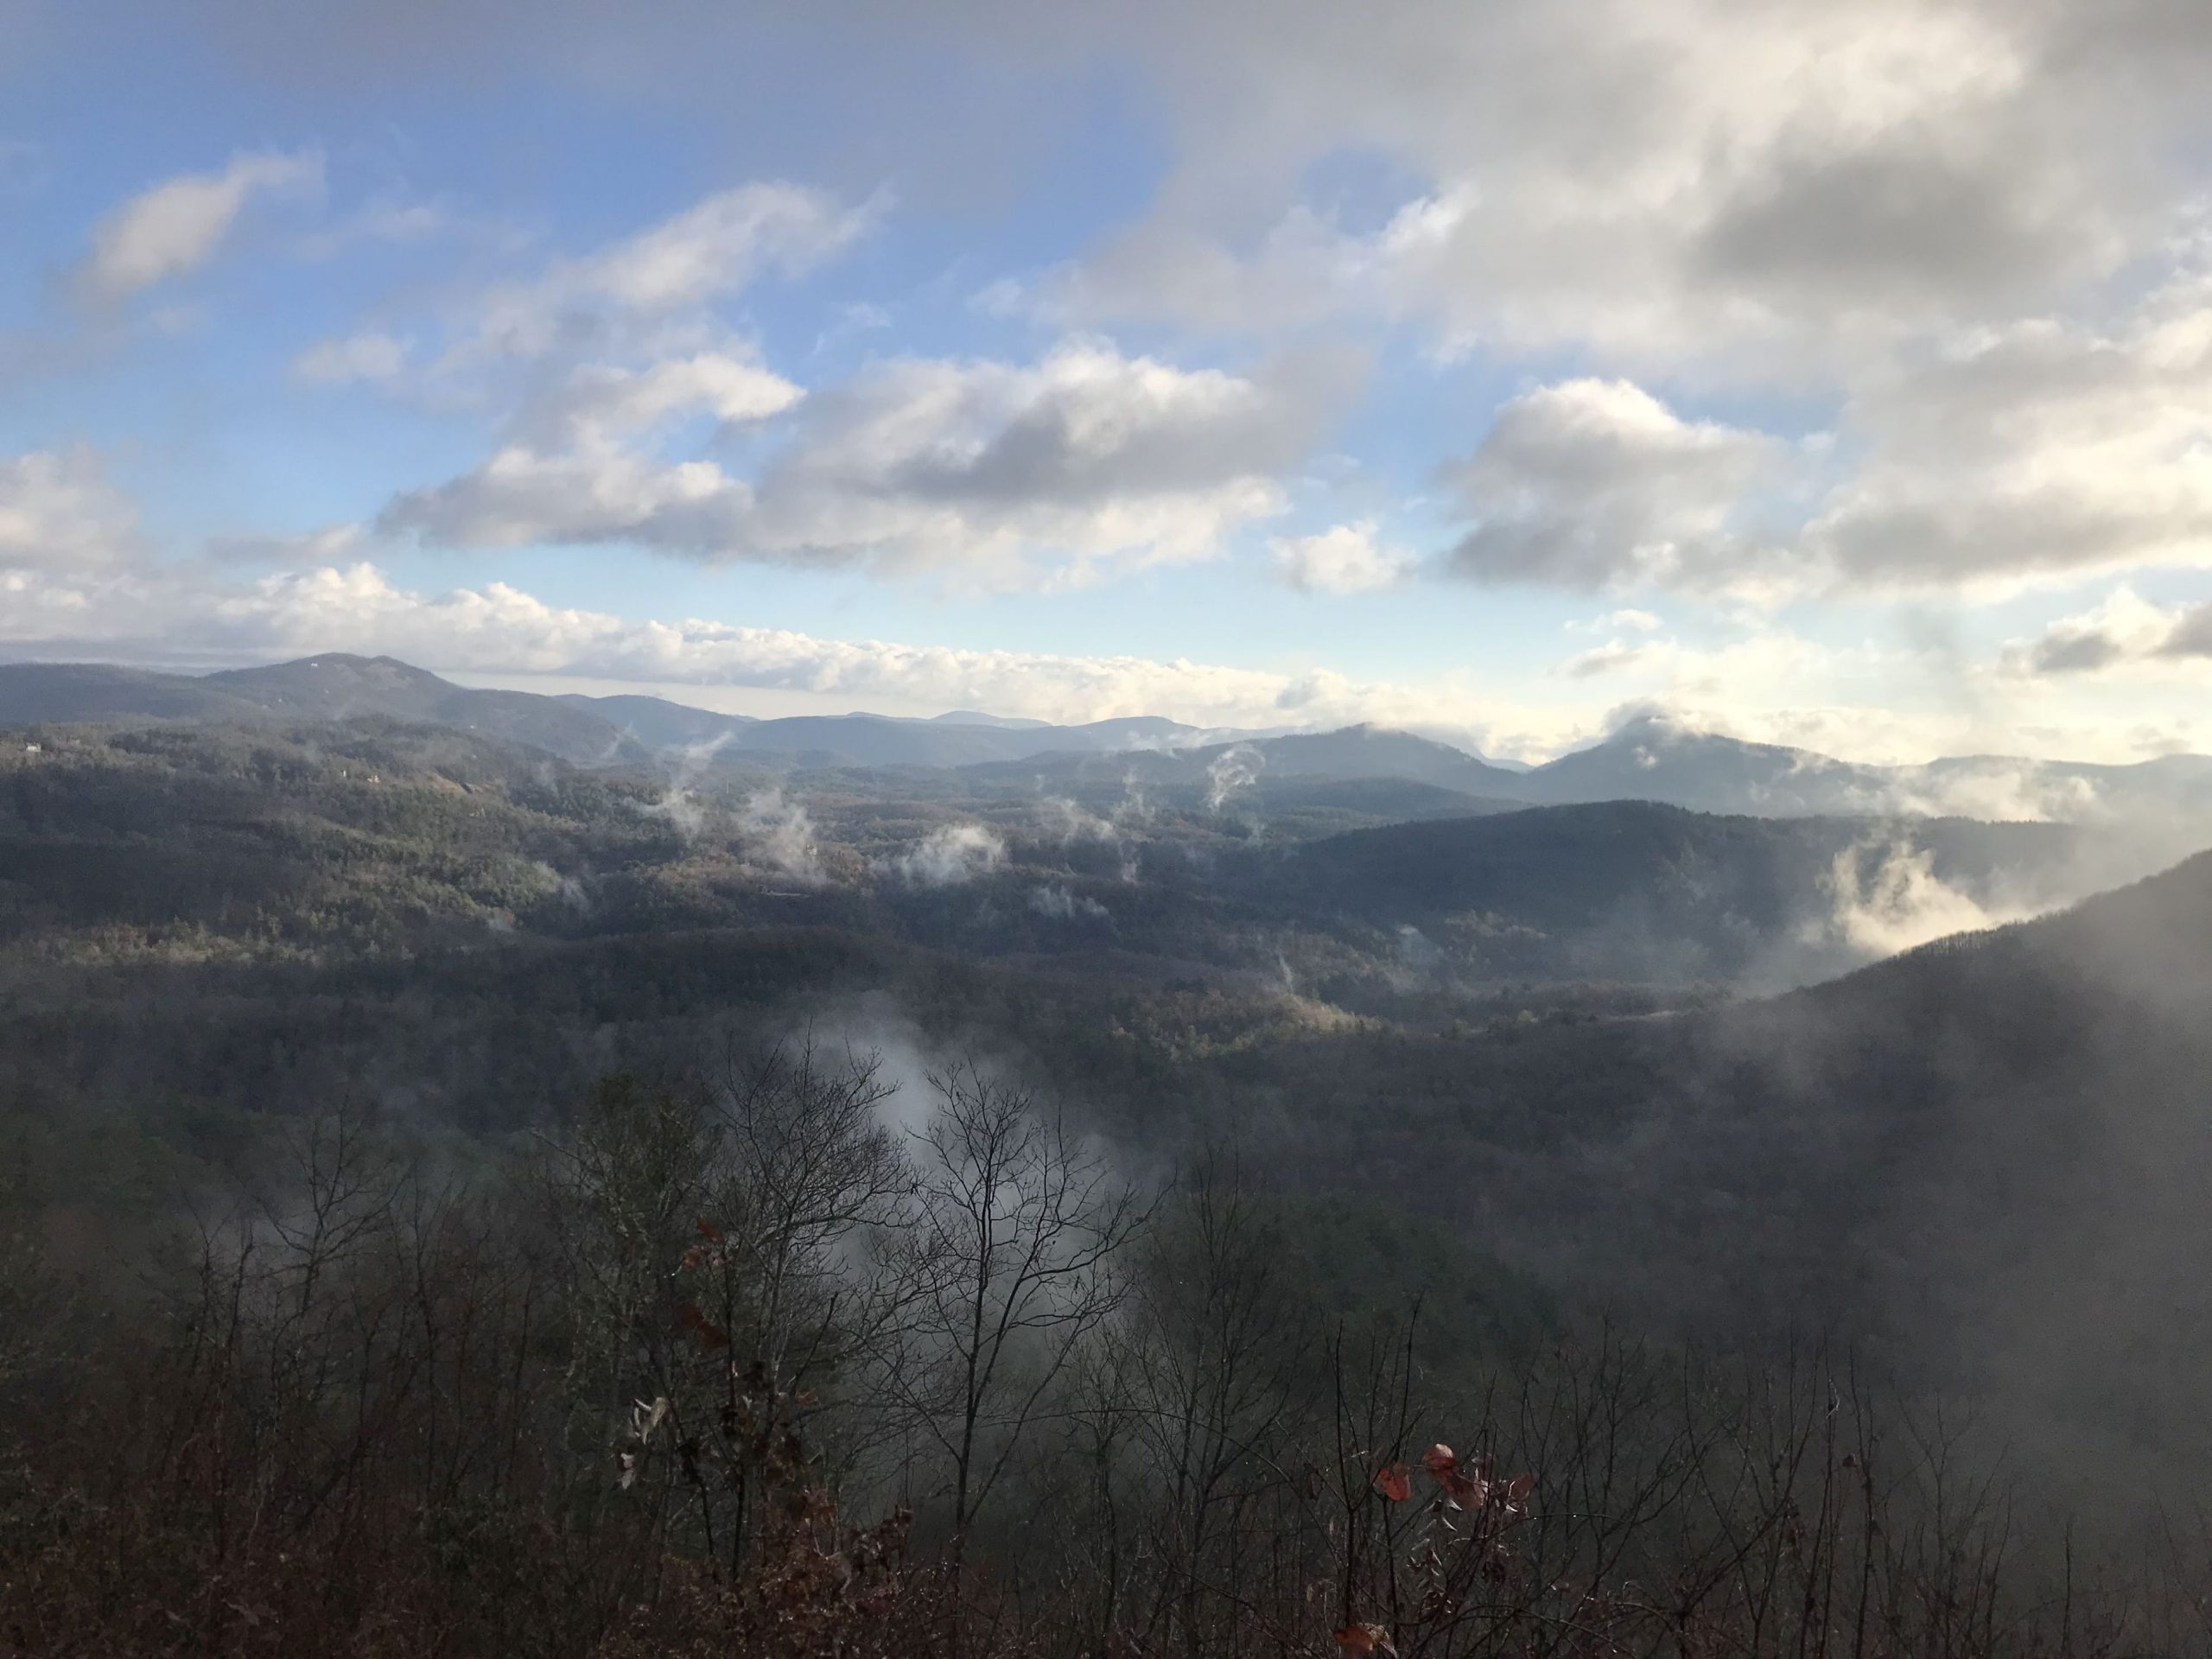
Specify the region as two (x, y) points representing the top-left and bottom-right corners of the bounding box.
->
(4, 0), (2212, 762)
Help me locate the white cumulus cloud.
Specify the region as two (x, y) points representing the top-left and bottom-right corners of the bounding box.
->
(385, 339), (1344, 588)
(1444, 378), (1788, 592)
(1269, 521), (1414, 594)
(0, 448), (141, 571)
(467, 182), (872, 361)
(80, 149), (322, 298)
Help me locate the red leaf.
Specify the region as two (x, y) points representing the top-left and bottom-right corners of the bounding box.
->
(1335, 1624), (1395, 1654)
(1507, 1472), (1535, 1503)
(1421, 1443), (1458, 1478)
(1372, 1462), (1412, 1503)
(675, 1300), (730, 1349)
(696, 1218), (722, 1243)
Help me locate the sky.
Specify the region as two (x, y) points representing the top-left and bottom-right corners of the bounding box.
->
(3, 0), (2212, 763)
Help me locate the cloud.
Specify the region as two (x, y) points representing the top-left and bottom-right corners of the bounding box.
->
(466, 181), (872, 361)
(1818, 839), (2032, 958)
(738, 787), (826, 886)
(374, 349), (808, 552)
(289, 190), (494, 260)
(299, 183), (862, 397)
(1036, 797), (1119, 845)
(1268, 521), (1414, 593)
(1442, 379), (1787, 591)
(381, 443), (754, 552)
(79, 149), (322, 298)
(76, 3), (2212, 384)
(292, 331), (411, 385)
(1045, 0), (2201, 370)
(1872, 761), (2107, 826)
(728, 340), (1343, 584)
(1592, 609), (1662, 633)
(1558, 640), (1652, 679)
(299, 185), (868, 577)
(0, 542), (1570, 746)
(2, 547), (2202, 766)
(6, 442), (2207, 769)
(2003, 588), (2212, 676)
(0, 448), (140, 571)
(385, 339), (1346, 588)
(524, 352), (804, 442)
(1205, 742), (1263, 810)
(335, 177), (1339, 590)
(1435, 289), (2212, 602)
(1803, 296), (2212, 591)
(1029, 883), (1110, 921)
(884, 823), (1005, 888)
(204, 523), (365, 564)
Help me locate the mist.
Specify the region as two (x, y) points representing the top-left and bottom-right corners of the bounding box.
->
(739, 786), (826, 885)
(883, 823), (1007, 888)
(1816, 838), (2035, 958)
(1205, 744), (1262, 812)
(1028, 882), (1109, 922)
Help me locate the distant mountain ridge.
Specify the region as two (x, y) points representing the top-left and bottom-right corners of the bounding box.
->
(3, 654), (2209, 826)
(0, 655), (649, 767)
(961, 722), (1528, 799)
(1510, 715), (2212, 824)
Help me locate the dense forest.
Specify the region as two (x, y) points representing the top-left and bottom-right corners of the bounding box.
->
(6, 671), (2212, 1655)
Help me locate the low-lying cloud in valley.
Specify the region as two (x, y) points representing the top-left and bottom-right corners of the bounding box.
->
(883, 823), (1006, 889)
(1816, 840), (2035, 960)
(739, 787), (825, 886)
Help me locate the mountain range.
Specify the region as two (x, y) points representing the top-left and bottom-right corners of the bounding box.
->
(4, 652), (2210, 827)
(8, 654), (2212, 1503)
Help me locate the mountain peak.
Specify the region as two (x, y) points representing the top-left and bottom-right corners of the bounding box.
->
(213, 652), (446, 681)
(931, 709), (1052, 729)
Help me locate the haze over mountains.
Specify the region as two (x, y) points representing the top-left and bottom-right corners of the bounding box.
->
(6, 652), (2209, 830)
(21, 2), (2212, 1648)
(9, 653), (2212, 1644)
(7, 676), (2211, 1455)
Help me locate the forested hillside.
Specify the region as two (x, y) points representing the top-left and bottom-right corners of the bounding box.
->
(0, 717), (2137, 994)
(6, 696), (2212, 1656)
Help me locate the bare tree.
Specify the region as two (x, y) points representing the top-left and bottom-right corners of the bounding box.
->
(539, 1042), (920, 1576)
(698, 1030), (914, 1401)
(1122, 1150), (1307, 1656)
(880, 1060), (1147, 1575)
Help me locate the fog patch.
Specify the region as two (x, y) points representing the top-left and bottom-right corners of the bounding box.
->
(1037, 797), (1117, 845)
(645, 787), (710, 840)
(643, 734), (734, 841)
(1395, 924), (1439, 970)
(1882, 765), (2104, 825)
(1817, 840), (2036, 958)
(885, 823), (1006, 889)
(1115, 772), (1154, 826)
(740, 786), (825, 886)
(771, 991), (1038, 1146)
(1205, 744), (1263, 812)
(1029, 883), (1110, 923)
